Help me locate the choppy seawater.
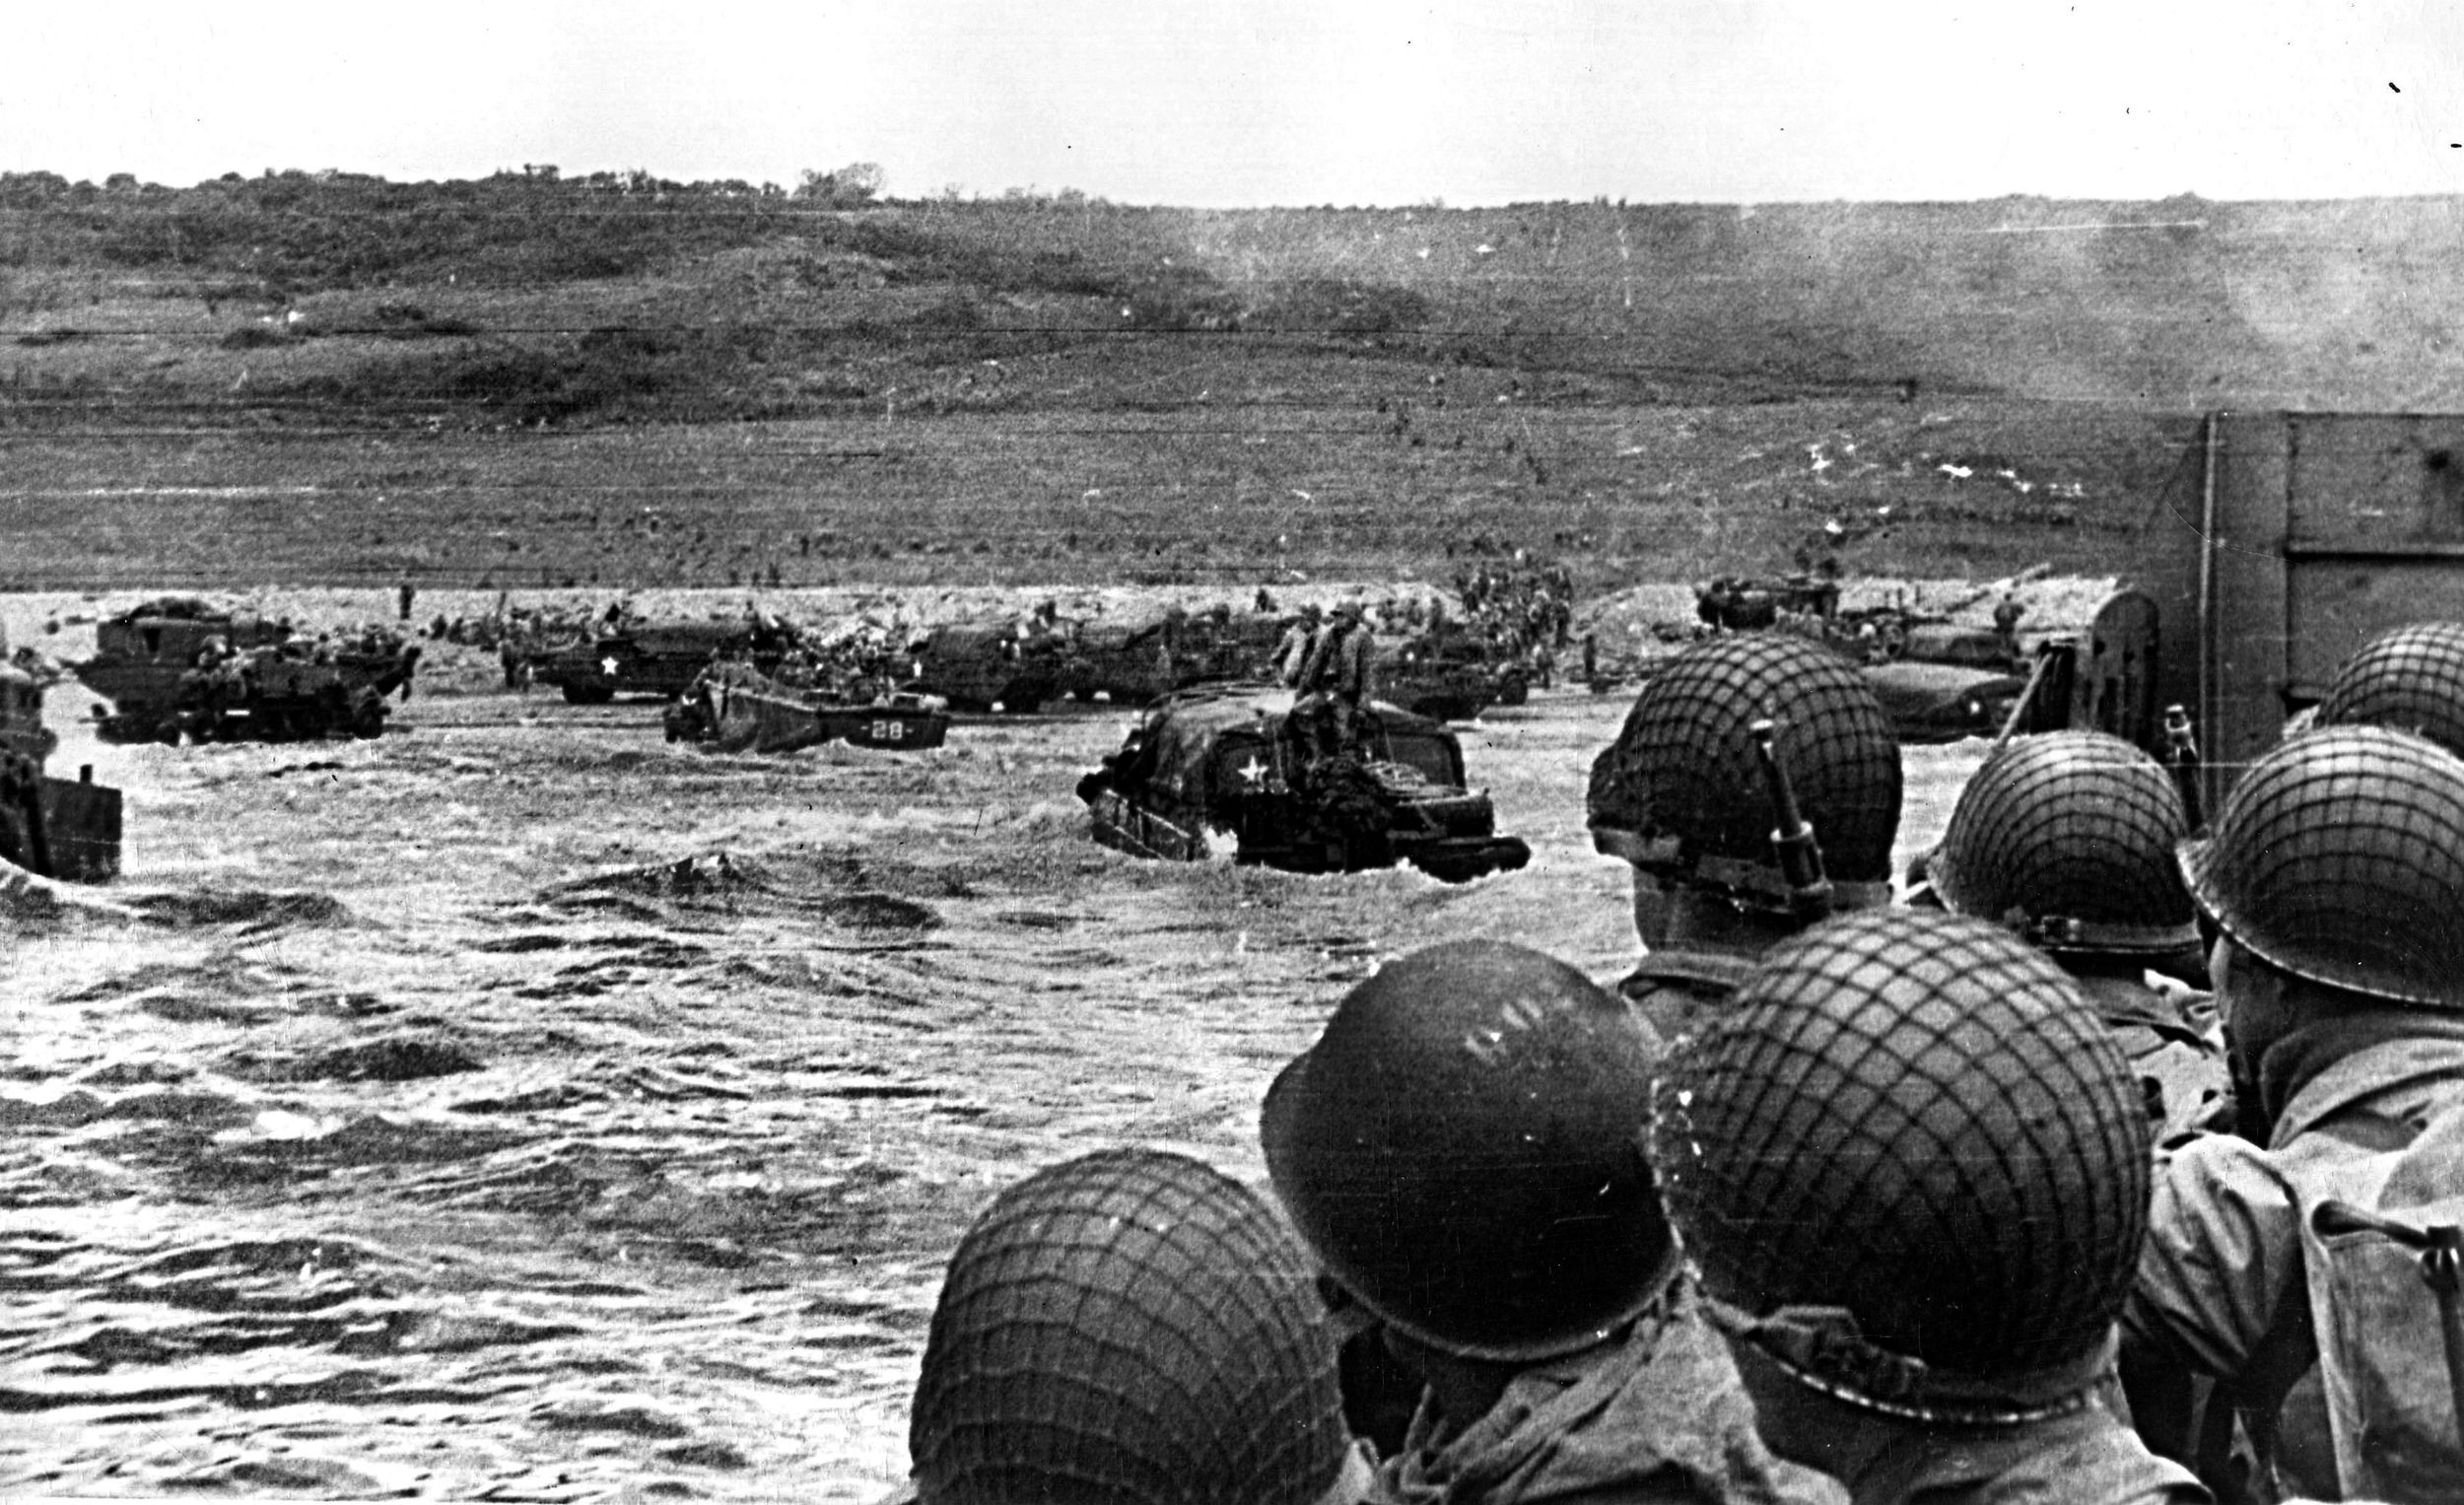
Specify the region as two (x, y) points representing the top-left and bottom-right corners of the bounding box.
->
(3, 678), (1977, 1500)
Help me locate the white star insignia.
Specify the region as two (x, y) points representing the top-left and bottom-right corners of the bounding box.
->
(601, 656), (620, 676)
(1239, 755), (1267, 786)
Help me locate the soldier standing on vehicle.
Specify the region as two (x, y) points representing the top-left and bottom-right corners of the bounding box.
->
(1264, 941), (1847, 1505)
(1296, 601), (1374, 763)
(2120, 725), (2464, 1504)
(1587, 633), (1902, 1041)
(1653, 910), (2206, 1505)
(1915, 730), (2225, 1143)
(901, 1147), (1371, 1505)
(1278, 604), (1324, 688)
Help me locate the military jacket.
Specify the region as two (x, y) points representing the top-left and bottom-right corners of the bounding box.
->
(1838, 1401), (2206, 1505)
(2123, 1035), (2464, 1501)
(1372, 1277), (1848, 1505)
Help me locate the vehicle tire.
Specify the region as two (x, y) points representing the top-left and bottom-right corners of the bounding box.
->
(562, 682), (613, 705)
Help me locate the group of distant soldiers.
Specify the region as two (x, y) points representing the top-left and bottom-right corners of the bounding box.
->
(889, 617), (2464, 1505)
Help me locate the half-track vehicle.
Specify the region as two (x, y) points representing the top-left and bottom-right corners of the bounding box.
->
(75, 598), (418, 743)
(1075, 684), (1531, 883)
(530, 616), (799, 704)
(1, 656), (121, 882)
(663, 661), (950, 753)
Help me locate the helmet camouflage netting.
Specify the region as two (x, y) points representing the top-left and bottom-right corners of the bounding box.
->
(1651, 911), (2148, 1397)
(2317, 620), (2464, 759)
(1929, 729), (2197, 956)
(1590, 634), (1902, 889)
(911, 1148), (1349, 1505)
(2180, 724), (2464, 1008)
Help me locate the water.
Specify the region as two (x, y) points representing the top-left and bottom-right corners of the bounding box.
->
(2, 668), (1980, 1500)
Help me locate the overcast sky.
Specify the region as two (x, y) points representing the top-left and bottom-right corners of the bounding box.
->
(8, 1), (2463, 205)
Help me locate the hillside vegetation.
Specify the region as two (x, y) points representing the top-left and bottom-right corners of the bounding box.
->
(1, 170), (2452, 589)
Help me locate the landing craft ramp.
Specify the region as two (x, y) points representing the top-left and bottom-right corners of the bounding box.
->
(2139, 412), (2464, 812)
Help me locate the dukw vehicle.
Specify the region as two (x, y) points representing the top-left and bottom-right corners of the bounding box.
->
(1075, 684), (1530, 882)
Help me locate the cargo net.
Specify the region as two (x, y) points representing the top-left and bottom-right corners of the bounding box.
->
(2318, 620), (2464, 761)
(2186, 724), (2464, 1008)
(1932, 730), (2195, 946)
(1653, 911), (2148, 1380)
(911, 1148), (1345, 1505)
(1591, 634), (1901, 882)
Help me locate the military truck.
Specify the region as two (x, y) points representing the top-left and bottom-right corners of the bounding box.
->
(1075, 685), (1531, 882)
(75, 599), (418, 743)
(1, 658), (121, 882)
(663, 661), (950, 753)
(174, 646), (411, 742)
(904, 618), (1070, 713)
(530, 616), (799, 704)
(1055, 607), (1294, 705)
(1381, 629), (1529, 720)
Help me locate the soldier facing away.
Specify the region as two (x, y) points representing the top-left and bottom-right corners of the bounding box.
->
(1587, 633), (1903, 1041)
(1652, 910), (2209, 1505)
(2313, 618), (2464, 759)
(2120, 724), (2464, 1504)
(900, 1147), (1372, 1505)
(1915, 729), (2225, 1143)
(1263, 940), (1848, 1505)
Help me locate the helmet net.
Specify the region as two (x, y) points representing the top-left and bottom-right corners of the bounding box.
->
(2317, 620), (2464, 758)
(1652, 911), (2148, 1382)
(2182, 724), (2464, 1008)
(1589, 633), (1902, 884)
(1930, 730), (2195, 951)
(912, 1148), (1347, 1505)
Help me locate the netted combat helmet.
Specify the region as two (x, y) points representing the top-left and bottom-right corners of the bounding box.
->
(2180, 724), (2464, 1009)
(1589, 634), (1902, 914)
(1927, 730), (2199, 958)
(2316, 620), (2464, 758)
(911, 1148), (1352, 1505)
(1651, 910), (2149, 1425)
(1262, 940), (1677, 1362)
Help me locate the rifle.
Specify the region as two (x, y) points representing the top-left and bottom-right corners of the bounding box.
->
(1750, 718), (1832, 922)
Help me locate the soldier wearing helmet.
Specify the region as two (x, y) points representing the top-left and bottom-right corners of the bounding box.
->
(2119, 725), (2464, 1503)
(2313, 619), (2464, 758)
(1262, 941), (1846, 1505)
(1917, 730), (2225, 1143)
(902, 1147), (1373, 1505)
(1294, 601), (1376, 766)
(1279, 603), (1326, 689)
(1651, 910), (2206, 1505)
(1588, 634), (1902, 1040)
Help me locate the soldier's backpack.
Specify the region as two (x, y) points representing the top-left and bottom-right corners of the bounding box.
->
(2292, 1101), (2464, 1503)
